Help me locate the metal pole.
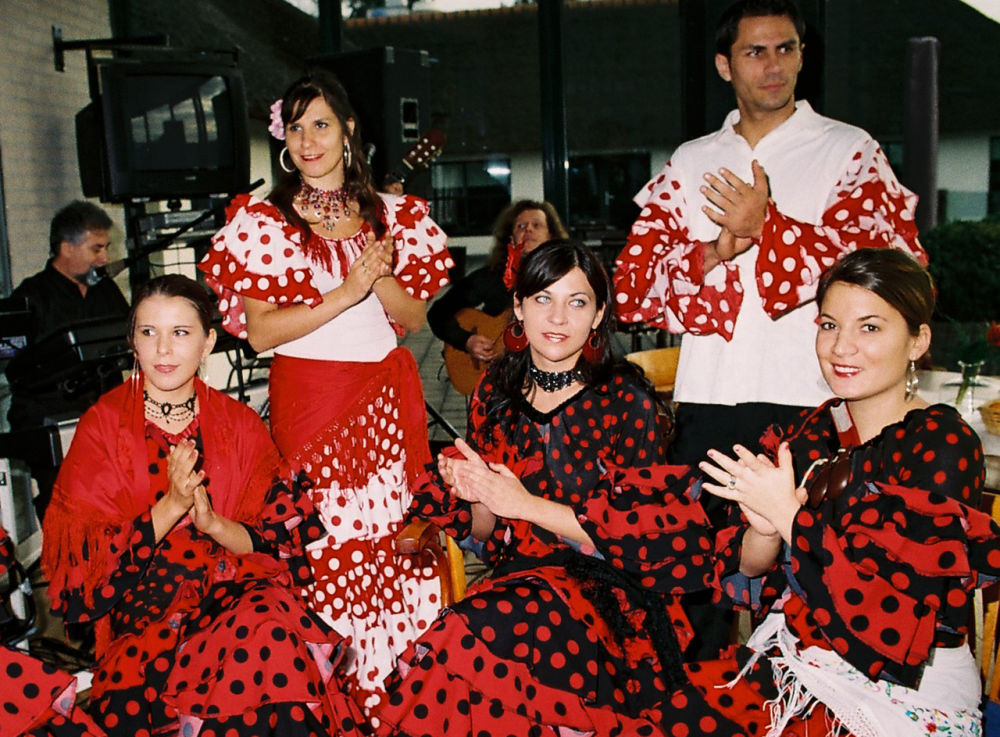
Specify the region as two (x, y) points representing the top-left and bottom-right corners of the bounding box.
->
(902, 37), (939, 233)
(537, 0), (569, 224)
(318, 0), (343, 56)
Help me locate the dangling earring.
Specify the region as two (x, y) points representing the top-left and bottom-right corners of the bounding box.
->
(905, 359), (919, 401)
(503, 320), (528, 353)
(582, 329), (604, 363)
(129, 355), (141, 395)
(280, 146), (295, 173)
(199, 358), (210, 386)
(343, 141), (353, 169)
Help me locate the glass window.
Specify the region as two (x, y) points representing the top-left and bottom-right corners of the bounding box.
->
(431, 158), (511, 237)
(880, 140), (904, 173)
(568, 153), (650, 231)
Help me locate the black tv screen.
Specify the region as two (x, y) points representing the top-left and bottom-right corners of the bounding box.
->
(78, 58), (249, 202)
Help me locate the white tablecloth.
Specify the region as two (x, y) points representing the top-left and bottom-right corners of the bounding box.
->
(918, 370), (1000, 456)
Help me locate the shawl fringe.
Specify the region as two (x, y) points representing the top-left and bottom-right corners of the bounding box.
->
(42, 496), (134, 614)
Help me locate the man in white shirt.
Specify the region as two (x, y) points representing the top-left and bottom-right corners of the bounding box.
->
(616, 0), (924, 465)
(614, 0), (925, 657)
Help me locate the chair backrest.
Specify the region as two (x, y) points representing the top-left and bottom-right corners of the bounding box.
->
(977, 490), (1000, 700)
(625, 347), (681, 397)
(396, 518), (467, 606)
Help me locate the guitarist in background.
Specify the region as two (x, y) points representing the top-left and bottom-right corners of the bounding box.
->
(380, 172), (405, 196)
(428, 200), (567, 393)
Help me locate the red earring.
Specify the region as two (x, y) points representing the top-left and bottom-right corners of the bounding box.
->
(503, 320), (528, 352)
(582, 329), (604, 363)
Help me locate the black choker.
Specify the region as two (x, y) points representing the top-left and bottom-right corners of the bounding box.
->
(528, 363), (580, 392)
(144, 390), (197, 422)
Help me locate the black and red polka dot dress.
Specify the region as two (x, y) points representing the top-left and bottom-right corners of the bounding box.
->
(43, 381), (365, 737)
(685, 399), (999, 735)
(374, 371), (733, 736)
(0, 528), (105, 737)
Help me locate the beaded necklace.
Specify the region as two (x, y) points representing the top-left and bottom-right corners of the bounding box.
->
(293, 180), (351, 231)
(528, 362), (580, 393)
(143, 390), (197, 423)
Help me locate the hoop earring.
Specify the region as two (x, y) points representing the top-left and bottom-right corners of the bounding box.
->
(279, 146), (295, 173)
(343, 141), (353, 169)
(503, 320), (528, 353)
(582, 329), (604, 363)
(905, 359), (919, 401)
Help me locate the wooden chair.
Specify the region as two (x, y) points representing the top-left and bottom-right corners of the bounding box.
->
(625, 347), (680, 449)
(976, 490), (1000, 700)
(397, 518), (467, 606)
(625, 347), (680, 401)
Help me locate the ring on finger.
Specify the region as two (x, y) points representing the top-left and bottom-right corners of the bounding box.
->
(727, 476), (737, 490)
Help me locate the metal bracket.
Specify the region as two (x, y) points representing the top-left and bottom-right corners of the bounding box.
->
(52, 25), (170, 73)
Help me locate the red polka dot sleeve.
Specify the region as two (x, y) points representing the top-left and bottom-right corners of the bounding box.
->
(579, 464), (716, 596)
(756, 144), (925, 319)
(383, 193), (453, 302)
(240, 471), (327, 586)
(786, 405), (996, 686)
(613, 162), (743, 335)
(614, 144), (926, 338)
(200, 195), (323, 339)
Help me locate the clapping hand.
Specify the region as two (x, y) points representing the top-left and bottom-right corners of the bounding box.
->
(165, 439), (204, 516)
(189, 485), (220, 535)
(345, 231), (393, 301)
(700, 442), (804, 542)
(450, 438), (533, 521)
(701, 159), (770, 242)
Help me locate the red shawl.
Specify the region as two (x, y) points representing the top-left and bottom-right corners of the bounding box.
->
(42, 376), (281, 615)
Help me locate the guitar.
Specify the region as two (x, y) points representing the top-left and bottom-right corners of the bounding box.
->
(442, 308), (512, 395)
(398, 128), (446, 179)
(378, 129), (447, 190)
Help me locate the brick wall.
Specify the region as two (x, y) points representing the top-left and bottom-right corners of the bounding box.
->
(0, 0), (125, 288)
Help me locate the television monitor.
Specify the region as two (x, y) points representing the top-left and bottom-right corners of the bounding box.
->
(77, 57), (250, 202)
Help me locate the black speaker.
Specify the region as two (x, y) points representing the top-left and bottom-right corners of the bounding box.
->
(310, 47), (432, 197)
(76, 103), (109, 200)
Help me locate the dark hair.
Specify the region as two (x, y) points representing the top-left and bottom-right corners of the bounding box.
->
(816, 248), (935, 336)
(127, 274), (215, 347)
(489, 239), (648, 404)
(269, 70), (386, 242)
(487, 200), (569, 270)
(381, 172), (403, 189)
(715, 0), (806, 57)
(49, 201), (113, 257)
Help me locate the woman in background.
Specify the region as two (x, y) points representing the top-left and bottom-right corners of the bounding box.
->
(428, 199), (567, 365)
(200, 70), (452, 716)
(376, 240), (717, 736)
(43, 275), (363, 737)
